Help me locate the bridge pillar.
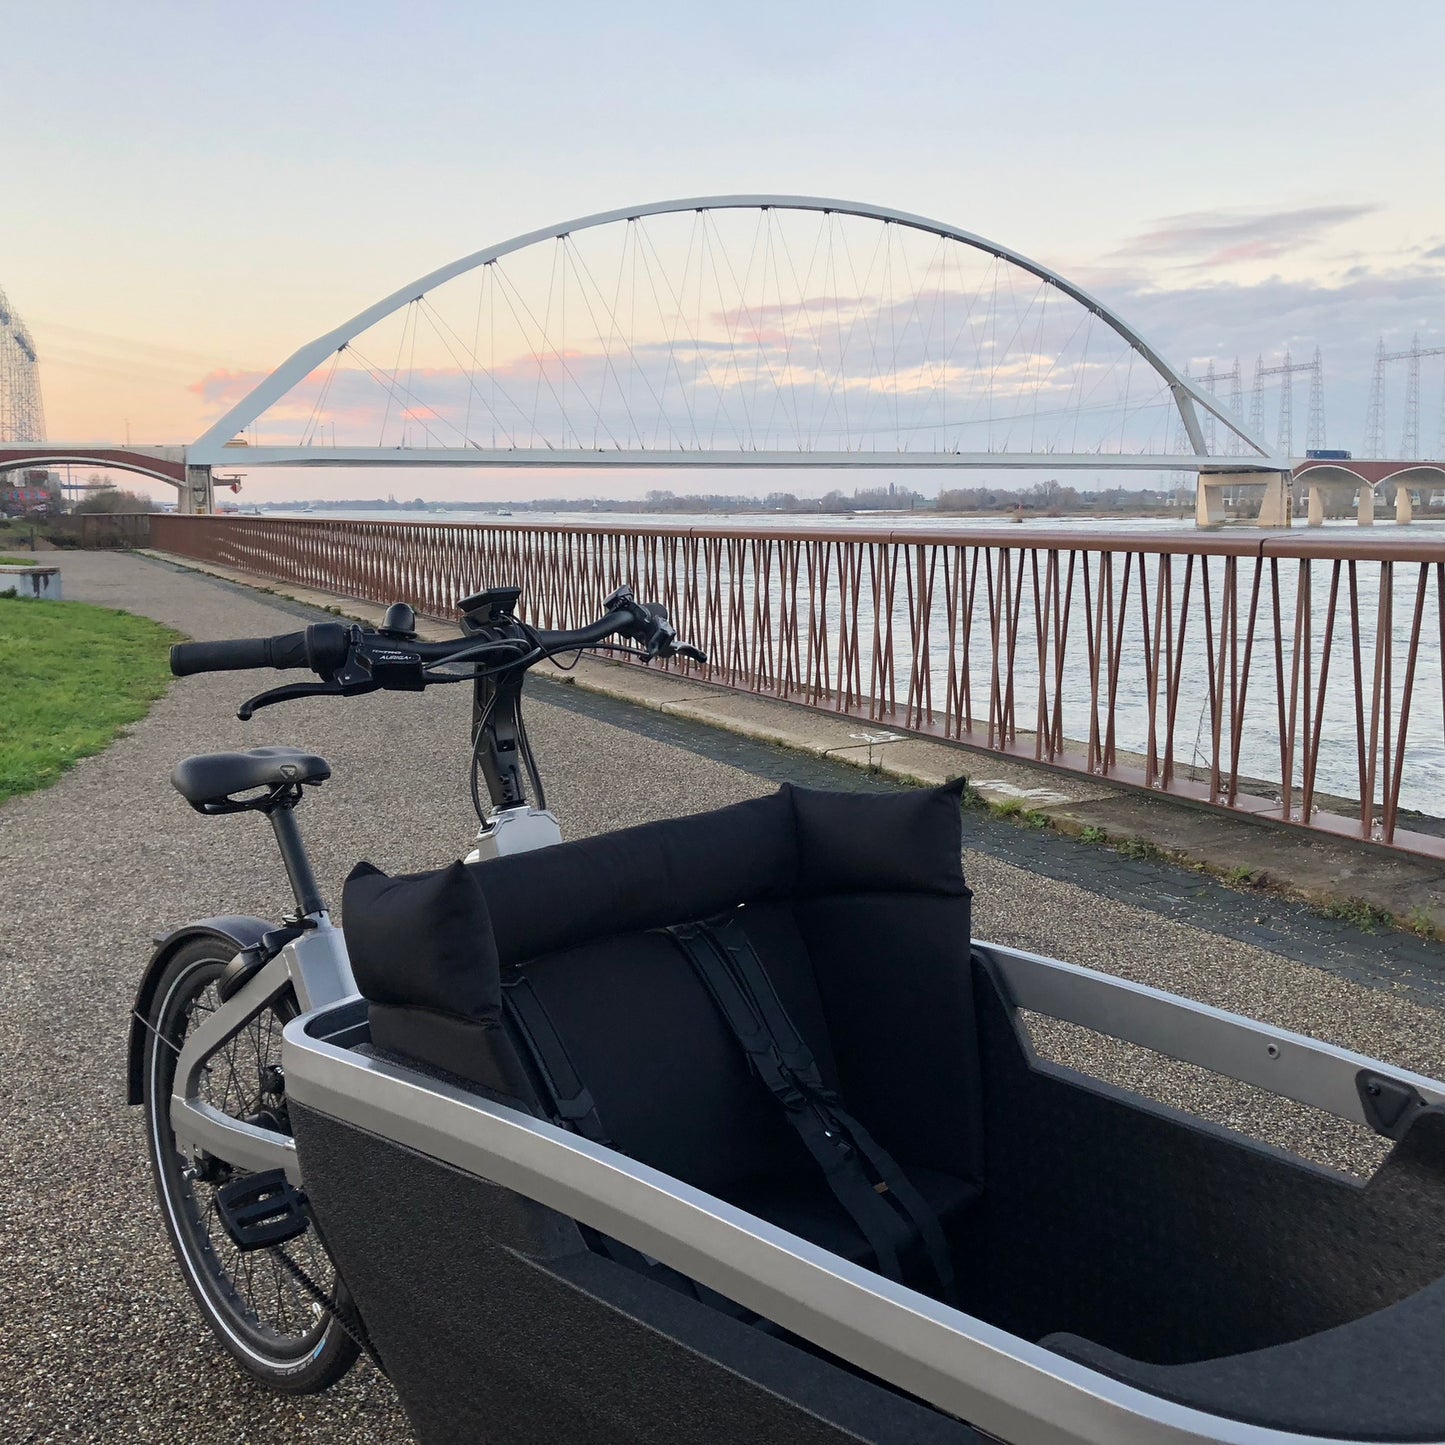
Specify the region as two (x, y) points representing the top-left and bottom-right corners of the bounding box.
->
(1197, 470), (1292, 527)
(1358, 485), (1375, 526)
(1395, 484), (1414, 524)
(1307, 482), (1325, 527)
(1255, 470), (1292, 527)
(184, 465), (213, 515)
(1194, 473), (1227, 527)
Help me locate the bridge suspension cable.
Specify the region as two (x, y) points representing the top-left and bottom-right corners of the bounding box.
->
(189, 197), (1278, 472)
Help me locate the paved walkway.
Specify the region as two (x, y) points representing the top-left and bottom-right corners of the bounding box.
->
(2, 551), (1443, 1443)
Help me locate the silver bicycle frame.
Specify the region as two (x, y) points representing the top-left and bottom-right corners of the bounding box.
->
(168, 915), (359, 1185)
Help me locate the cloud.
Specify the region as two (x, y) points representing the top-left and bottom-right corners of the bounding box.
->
(190, 363), (337, 408)
(1116, 204), (1379, 268)
(1424, 242), (1445, 260)
(189, 368), (267, 405)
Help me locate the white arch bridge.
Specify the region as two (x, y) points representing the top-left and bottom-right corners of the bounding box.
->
(3, 197), (1289, 513)
(174, 195), (1286, 512)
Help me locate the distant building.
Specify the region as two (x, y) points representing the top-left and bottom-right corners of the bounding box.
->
(1, 468), (58, 514)
(2, 469), (57, 514)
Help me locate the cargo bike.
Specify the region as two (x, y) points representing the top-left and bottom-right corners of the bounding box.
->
(130, 584), (1445, 1444)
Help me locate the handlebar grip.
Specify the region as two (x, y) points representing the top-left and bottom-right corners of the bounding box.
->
(170, 631), (309, 677)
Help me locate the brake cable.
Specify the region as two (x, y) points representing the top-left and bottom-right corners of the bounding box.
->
(514, 696), (546, 812)
(468, 690), (502, 823)
(419, 636), (535, 680)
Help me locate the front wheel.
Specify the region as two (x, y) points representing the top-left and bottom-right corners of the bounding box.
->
(141, 936), (360, 1393)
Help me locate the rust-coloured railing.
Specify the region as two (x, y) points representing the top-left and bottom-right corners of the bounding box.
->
(149, 514), (1445, 860)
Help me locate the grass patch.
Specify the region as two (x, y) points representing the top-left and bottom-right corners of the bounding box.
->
(1079, 824), (1107, 844)
(1403, 906), (1441, 941)
(0, 555), (37, 567)
(0, 597), (180, 805)
(990, 797), (1051, 829)
(1319, 897), (1395, 934)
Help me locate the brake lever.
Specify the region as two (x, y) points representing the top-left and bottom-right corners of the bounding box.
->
(236, 678), (369, 720)
(673, 644), (708, 664)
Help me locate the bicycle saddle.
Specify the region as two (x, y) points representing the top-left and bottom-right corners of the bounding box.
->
(171, 747), (331, 812)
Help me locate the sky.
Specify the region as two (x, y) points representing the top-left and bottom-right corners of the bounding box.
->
(5, 0), (1444, 502)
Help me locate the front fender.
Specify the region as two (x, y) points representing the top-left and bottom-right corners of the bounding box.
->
(126, 915), (273, 1105)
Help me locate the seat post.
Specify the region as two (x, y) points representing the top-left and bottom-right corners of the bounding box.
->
(268, 801), (325, 917)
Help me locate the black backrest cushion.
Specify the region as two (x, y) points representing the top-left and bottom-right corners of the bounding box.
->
(347, 782), (980, 1193)
(795, 892), (980, 1181)
(790, 777), (970, 898)
(343, 860), (500, 1023)
(473, 787), (797, 966)
(466, 780), (970, 967)
(518, 926), (819, 1196)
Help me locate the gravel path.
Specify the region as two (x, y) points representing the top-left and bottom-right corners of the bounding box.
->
(2, 551), (1442, 1443)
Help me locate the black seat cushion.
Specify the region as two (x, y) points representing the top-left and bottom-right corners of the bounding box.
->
(171, 747), (330, 809)
(1044, 1273), (1445, 1440)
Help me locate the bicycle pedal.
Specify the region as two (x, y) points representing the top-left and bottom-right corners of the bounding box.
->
(214, 1169), (310, 1251)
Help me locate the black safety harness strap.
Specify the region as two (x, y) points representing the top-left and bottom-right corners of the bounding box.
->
(667, 915), (957, 1304)
(501, 970), (762, 1324)
(501, 975), (610, 1146)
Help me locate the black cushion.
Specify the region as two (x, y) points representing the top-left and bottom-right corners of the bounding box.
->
(1044, 1273), (1445, 1440)
(345, 782), (979, 1280)
(470, 781), (969, 967)
(344, 860), (500, 1024)
(793, 778), (969, 898)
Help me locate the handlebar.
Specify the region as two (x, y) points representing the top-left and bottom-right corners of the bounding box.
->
(170, 623), (351, 678)
(167, 588), (704, 719)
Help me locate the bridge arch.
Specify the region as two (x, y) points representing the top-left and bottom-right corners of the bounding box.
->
(189, 195), (1278, 470)
(1296, 463), (1372, 490)
(0, 451), (184, 491)
(1376, 463), (1445, 492)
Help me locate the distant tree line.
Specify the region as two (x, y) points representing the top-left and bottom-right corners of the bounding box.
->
(271, 479), (1194, 517)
